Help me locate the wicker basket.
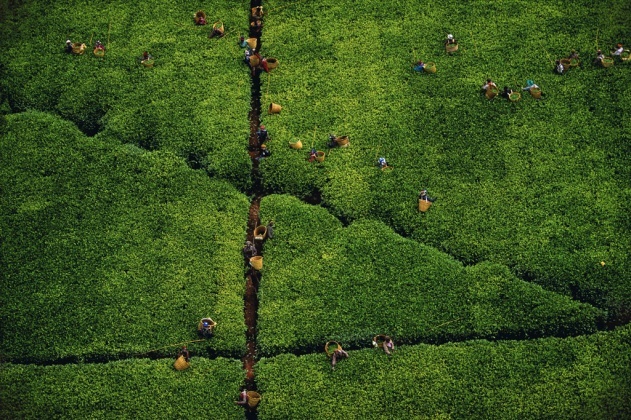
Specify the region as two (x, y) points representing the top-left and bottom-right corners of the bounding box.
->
(315, 151), (325, 162)
(445, 43), (459, 53)
(602, 57), (614, 68)
(213, 21), (224, 33)
(418, 199), (432, 212)
(325, 341), (342, 357)
(335, 136), (349, 147)
(485, 86), (499, 99)
(424, 62), (437, 73)
(141, 59), (154, 68)
(250, 256), (263, 270)
(173, 355), (190, 371)
(268, 103), (282, 114)
(254, 225), (267, 240)
(72, 43), (86, 55)
(266, 57), (279, 70)
(373, 334), (387, 347)
(246, 38), (257, 49)
(289, 140), (303, 149)
(560, 58), (571, 67)
(198, 318), (217, 336)
(249, 55), (260, 67)
(569, 58), (580, 67)
(529, 87), (542, 99)
(195, 10), (207, 25)
(246, 391), (261, 408)
(509, 92), (521, 102)
(93, 48), (105, 57)
(621, 50), (630, 61)
(251, 6), (264, 18)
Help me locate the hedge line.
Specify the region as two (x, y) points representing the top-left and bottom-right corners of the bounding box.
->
(256, 325), (631, 419)
(0, 357), (245, 419)
(0, 112), (250, 360)
(0, 0), (252, 191)
(256, 194), (604, 355)
(257, 0), (631, 317)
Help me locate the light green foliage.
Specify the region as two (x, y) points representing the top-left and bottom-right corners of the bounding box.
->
(0, 112), (249, 359)
(0, 357), (245, 419)
(256, 325), (631, 419)
(257, 194), (604, 355)
(259, 0), (631, 315)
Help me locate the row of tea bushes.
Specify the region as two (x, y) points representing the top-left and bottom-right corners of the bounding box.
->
(0, 112), (250, 360)
(0, 357), (244, 419)
(256, 325), (631, 419)
(256, 194), (604, 356)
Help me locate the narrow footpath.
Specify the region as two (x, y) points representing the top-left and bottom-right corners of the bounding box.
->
(242, 1), (263, 418)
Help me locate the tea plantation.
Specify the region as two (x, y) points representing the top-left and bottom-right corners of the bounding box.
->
(1, 0), (629, 418)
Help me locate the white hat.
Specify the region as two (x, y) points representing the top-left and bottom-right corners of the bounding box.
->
(447, 34), (453, 39)
(66, 39), (71, 43)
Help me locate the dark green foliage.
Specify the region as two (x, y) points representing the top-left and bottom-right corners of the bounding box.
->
(257, 194), (604, 355)
(0, 357), (245, 419)
(0, 0), (252, 190)
(0, 112), (250, 360)
(256, 326), (631, 419)
(258, 0), (631, 317)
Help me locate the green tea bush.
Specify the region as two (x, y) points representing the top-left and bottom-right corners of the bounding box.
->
(256, 325), (631, 419)
(256, 194), (603, 355)
(0, 357), (245, 419)
(0, 111), (250, 360)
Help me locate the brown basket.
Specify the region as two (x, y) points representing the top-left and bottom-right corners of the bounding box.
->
(266, 57), (279, 70)
(250, 256), (263, 270)
(213, 22), (224, 32)
(173, 355), (190, 371)
(249, 55), (260, 67)
(445, 43), (459, 53)
(251, 6), (264, 18)
(602, 57), (614, 67)
(529, 87), (542, 99)
(93, 48), (105, 57)
(289, 140), (303, 149)
(315, 151), (325, 162)
(373, 334), (387, 347)
(72, 43), (86, 55)
(254, 225), (267, 240)
(325, 341), (341, 357)
(246, 391), (261, 408)
(141, 59), (154, 68)
(418, 199), (432, 212)
(560, 58), (571, 67)
(335, 136), (349, 147)
(194, 10), (207, 25)
(268, 103), (282, 114)
(424, 62), (437, 73)
(485, 86), (499, 99)
(569, 58), (580, 67)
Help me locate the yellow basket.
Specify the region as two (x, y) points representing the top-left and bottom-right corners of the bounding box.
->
(335, 136), (349, 147)
(254, 225), (267, 240)
(173, 355), (190, 371)
(72, 43), (86, 55)
(485, 86), (499, 99)
(315, 151), (325, 162)
(289, 140), (303, 149)
(509, 92), (521, 102)
(325, 341), (342, 357)
(602, 57), (614, 68)
(418, 199), (432, 212)
(424, 62), (437, 73)
(445, 43), (458, 53)
(266, 57), (279, 69)
(93, 48), (105, 57)
(247, 391), (261, 408)
(250, 256), (263, 270)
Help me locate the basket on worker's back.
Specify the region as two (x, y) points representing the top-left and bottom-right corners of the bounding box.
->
(418, 199), (432, 212)
(247, 391), (261, 408)
(325, 341), (342, 357)
(529, 87), (542, 99)
(72, 43), (86, 55)
(621, 50), (630, 61)
(254, 225), (267, 240)
(289, 140), (303, 149)
(424, 62), (437, 73)
(509, 92), (521, 102)
(250, 256), (263, 270)
(173, 355), (190, 371)
(445, 43), (458, 53)
(335, 136), (350, 147)
(485, 86), (499, 99)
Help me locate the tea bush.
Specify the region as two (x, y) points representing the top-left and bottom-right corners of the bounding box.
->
(256, 325), (631, 419)
(256, 194), (604, 355)
(0, 111), (250, 360)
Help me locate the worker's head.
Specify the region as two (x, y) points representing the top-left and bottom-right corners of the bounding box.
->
(447, 34), (453, 40)
(261, 144), (267, 149)
(487, 78), (492, 83)
(527, 79), (534, 86)
(617, 43), (623, 47)
(260, 125), (265, 130)
(66, 39), (71, 44)
(597, 49), (602, 54)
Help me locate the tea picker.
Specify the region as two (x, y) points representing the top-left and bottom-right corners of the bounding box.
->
(325, 341), (349, 370)
(198, 318), (217, 338)
(256, 124), (269, 146)
(413, 60), (426, 72)
(174, 346), (191, 370)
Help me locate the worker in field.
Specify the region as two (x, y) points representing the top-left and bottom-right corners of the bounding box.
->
(256, 124), (268, 146)
(593, 49), (605, 66)
(331, 347), (349, 370)
(444, 34), (457, 45)
(242, 241), (257, 261)
(266, 220), (275, 239)
(65, 39), (73, 53)
(235, 388), (249, 406)
(611, 43), (624, 56)
(177, 346), (190, 362)
(250, 18), (263, 37)
(257, 144), (271, 161)
(308, 148), (318, 162)
(377, 157), (389, 169)
(419, 189), (435, 203)
(413, 60), (425, 72)
(382, 336), (395, 355)
(500, 86), (513, 99)
(522, 79), (539, 92)
(554, 60), (565, 74)
(481, 78), (497, 92)
(568, 49), (579, 59)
